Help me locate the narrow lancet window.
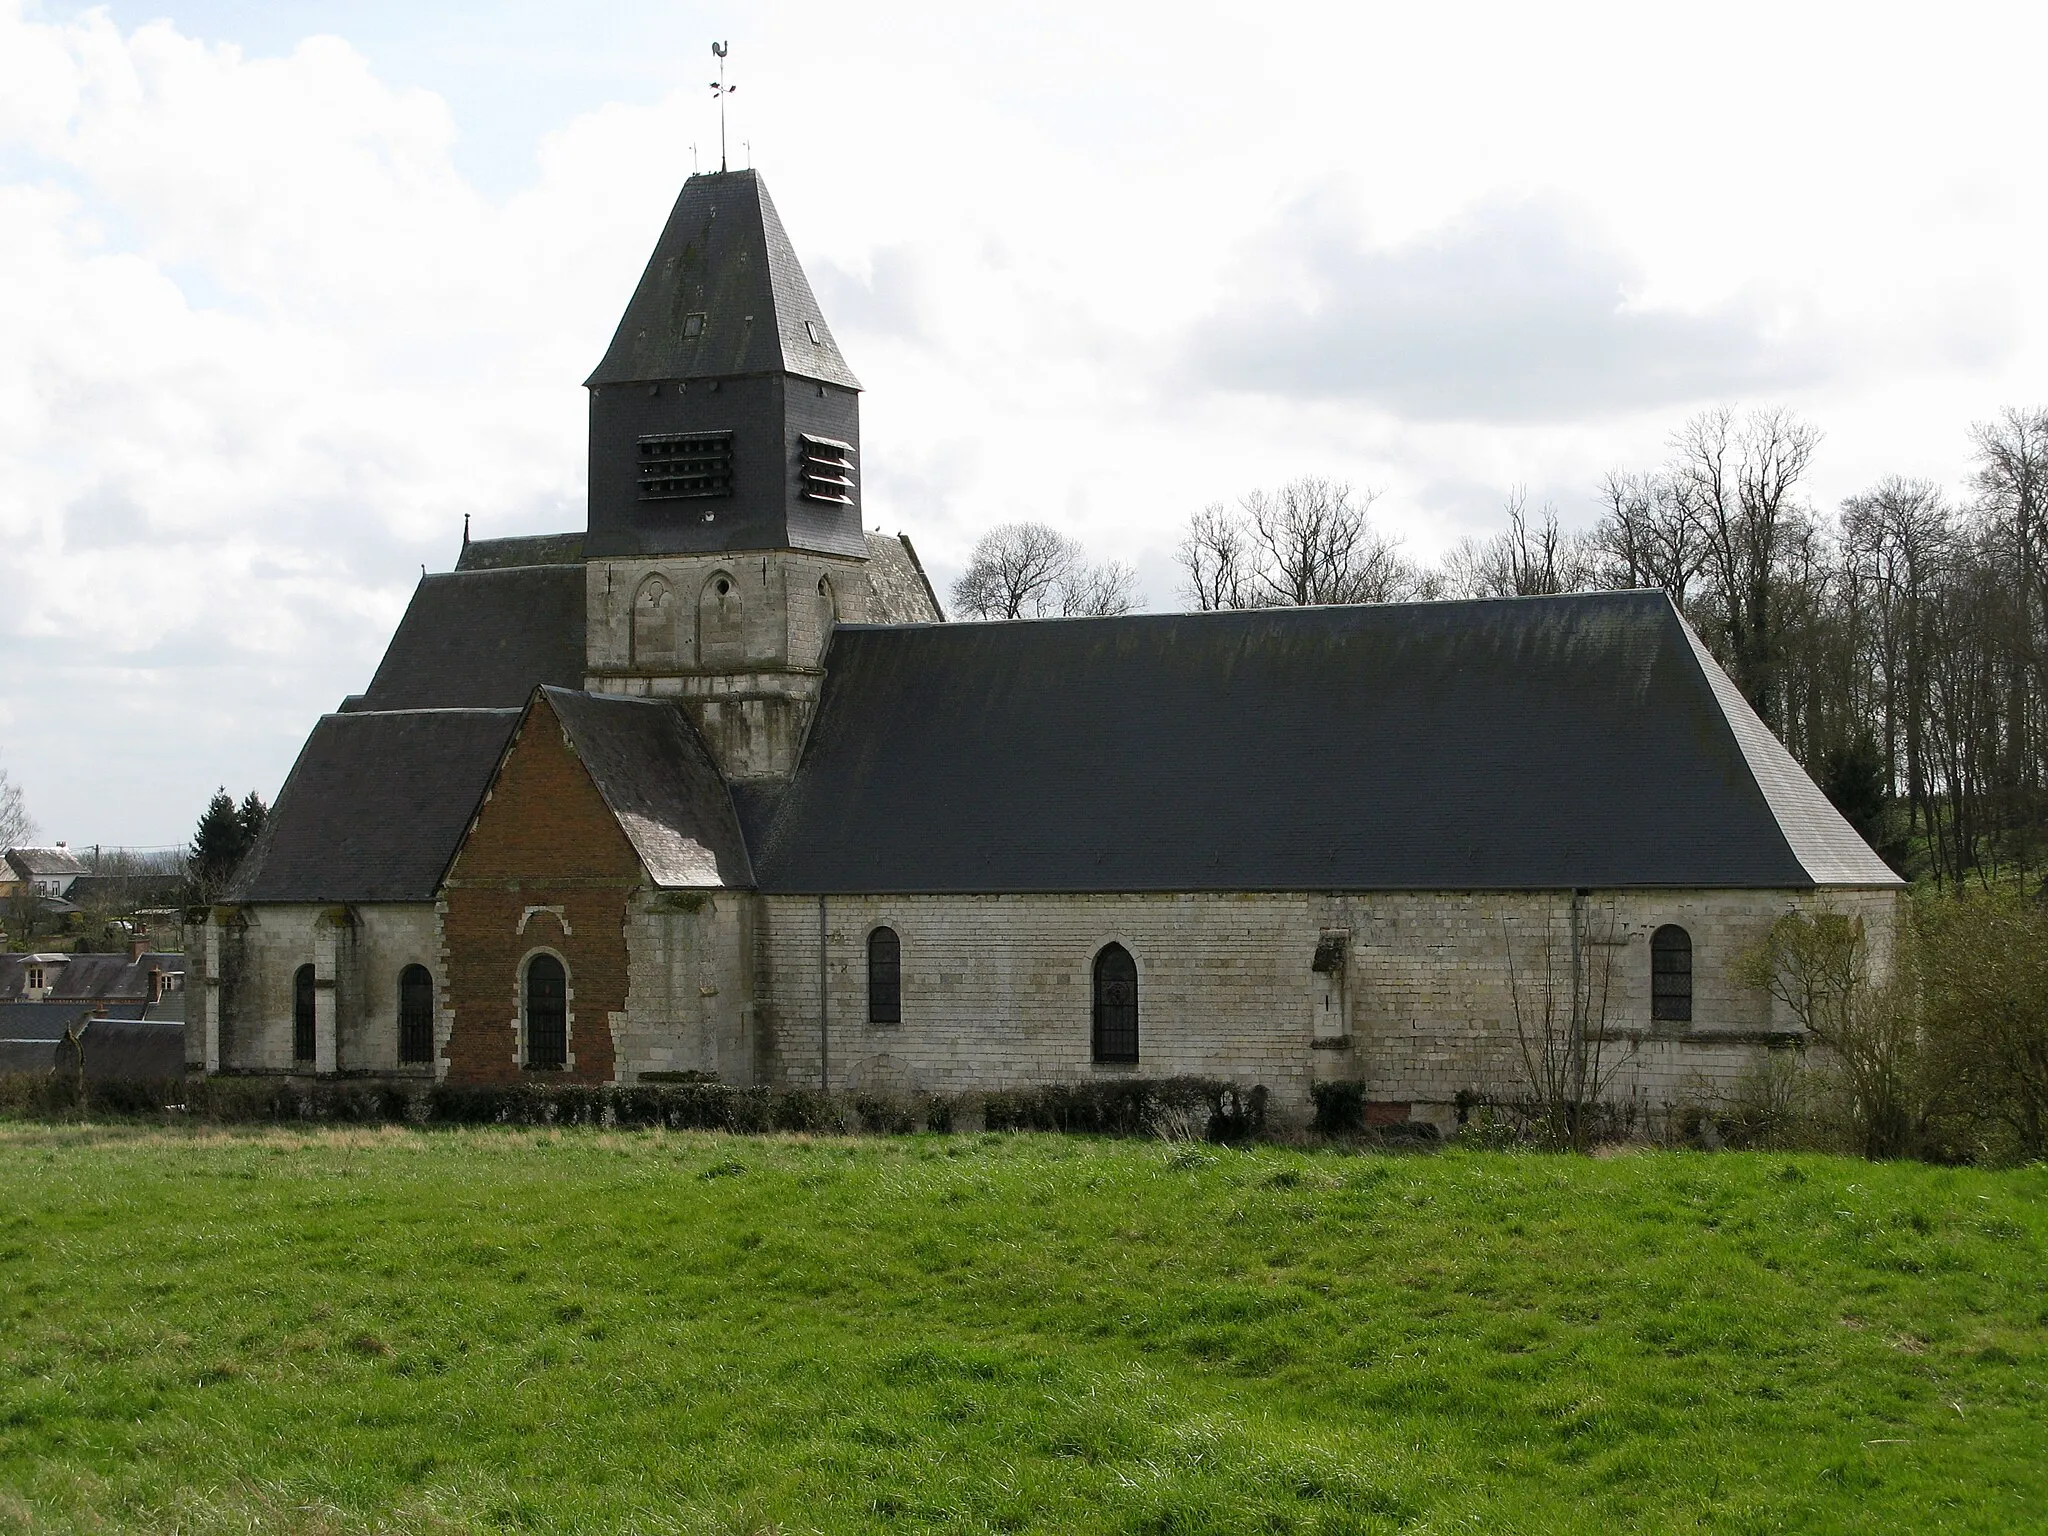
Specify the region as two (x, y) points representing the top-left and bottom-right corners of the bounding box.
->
(292, 964), (316, 1063)
(1651, 925), (1693, 1024)
(868, 927), (901, 1024)
(525, 954), (568, 1069)
(398, 964), (434, 1065)
(1092, 944), (1138, 1064)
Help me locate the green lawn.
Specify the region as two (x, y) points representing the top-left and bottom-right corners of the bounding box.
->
(0, 1127), (2041, 1534)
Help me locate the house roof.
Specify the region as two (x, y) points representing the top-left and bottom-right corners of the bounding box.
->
(0, 953), (183, 1003)
(456, 532), (585, 572)
(355, 564), (587, 711)
(6, 846), (87, 878)
(585, 169), (860, 391)
(750, 591), (1901, 894)
(230, 709), (520, 903)
(538, 688), (752, 889)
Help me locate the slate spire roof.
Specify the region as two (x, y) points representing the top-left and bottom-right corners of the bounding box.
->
(585, 169), (859, 390)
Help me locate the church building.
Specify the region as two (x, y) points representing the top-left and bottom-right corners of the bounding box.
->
(192, 168), (1901, 1129)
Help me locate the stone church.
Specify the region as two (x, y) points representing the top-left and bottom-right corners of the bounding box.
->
(192, 168), (1901, 1129)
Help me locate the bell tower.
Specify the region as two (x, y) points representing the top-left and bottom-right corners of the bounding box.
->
(581, 169), (881, 781)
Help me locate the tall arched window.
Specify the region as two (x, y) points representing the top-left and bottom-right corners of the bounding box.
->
(631, 574), (677, 665)
(1651, 925), (1693, 1023)
(867, 926), (901, 1024)
(292, 964), (316, 1063)
(1092, 944), (1138, 1064)
(525, 954), (568, 1070)
(398, 964), (434, 1065)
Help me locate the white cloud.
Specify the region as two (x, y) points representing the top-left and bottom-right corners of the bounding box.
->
(3, 0), (2047, 843)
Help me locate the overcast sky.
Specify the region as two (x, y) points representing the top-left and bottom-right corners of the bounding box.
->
(2, 0), (2043, 847)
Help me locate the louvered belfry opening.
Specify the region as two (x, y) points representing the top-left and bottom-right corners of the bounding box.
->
(292, 964), (316, 1063)
(1092, 944), (1139, 1064)
(637, 431), (734, 499)
(398, 964), (435, 1065)
(1651, 925), (1693, 1023)
(525, 955), (568, 1069)
(799, 434), (856, 505)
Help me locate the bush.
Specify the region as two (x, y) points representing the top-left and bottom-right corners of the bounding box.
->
(1914, 889), (2048, 1163)
(0, 1074), (1271, 1143)
(1309, 1080), (1366, 1136)
(980, 1078), (1266, 1143)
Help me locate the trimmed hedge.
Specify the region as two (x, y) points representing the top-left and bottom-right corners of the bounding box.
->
(981, 1077), (1267, 1142)
(0, 1073), (1269, 1142)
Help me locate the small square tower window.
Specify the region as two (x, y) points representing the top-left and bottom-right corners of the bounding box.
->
(804, 319), (822, 344)
(682, 312), (706, 338)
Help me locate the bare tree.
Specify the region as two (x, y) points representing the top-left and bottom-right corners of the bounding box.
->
(1056, 559), (1139, 617)
(1177, 503), (1255, 612)
(0, 755), (33, 853)
(1668, 405), (1823, 729)
(952, 522), (1138, 620)
(1500, 895), (1636, 1152)
(1587, 469), (1707, 608)
(1443, 488), (1600, 599)
(1178, 476), (1417, 610)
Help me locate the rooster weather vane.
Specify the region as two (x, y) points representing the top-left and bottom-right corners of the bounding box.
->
(710, 41), (737, 172)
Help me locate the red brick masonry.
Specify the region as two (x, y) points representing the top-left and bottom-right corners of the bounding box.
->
(440, 693), (639, 1084)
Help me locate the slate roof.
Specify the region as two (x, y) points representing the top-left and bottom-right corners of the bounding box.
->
(6, 846), (87, 878)
(0, 953), (183, 1003)
(456, 532), (585, 572)
(540, 688), (752, 888)
(750, 592), (1901, 894)
(863, 532), (945, 623)
(0, 1014), (184, 1080)
(586, 170), (861, 390)
(231, 710), (520, 903)
(357, 565), (586, 711)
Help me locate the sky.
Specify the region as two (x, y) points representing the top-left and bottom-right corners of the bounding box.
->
(1, 0), (2043, 847)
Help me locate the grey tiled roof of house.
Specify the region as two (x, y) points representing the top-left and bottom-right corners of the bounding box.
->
(455, 532), (586, 572)
(230, 709), (520, 903)
(0, 953), (183, 1002)
(585, 170), (860, 390)
(751, 591), (1901, 894)
(356, 565), (586, 711)
(542, 688), (753, 889)
(5, 846), (88, 878)
(862, 532), (945, 623)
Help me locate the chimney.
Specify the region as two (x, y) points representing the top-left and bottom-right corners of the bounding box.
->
(129, 938), (147, 964)
(148, 968), (163, 1004)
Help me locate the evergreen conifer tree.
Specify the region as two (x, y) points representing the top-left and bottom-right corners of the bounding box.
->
(189, 788), (247, 900)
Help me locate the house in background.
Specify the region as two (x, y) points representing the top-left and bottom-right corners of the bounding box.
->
(0, 945), (187, 1079)
(5, 846), (87, 900)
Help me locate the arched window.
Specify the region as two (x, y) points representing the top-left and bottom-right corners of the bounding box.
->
(1651, 925), (1693, 1024)
(631, 574), (676, 665)
(867, 926), (901, 1024)
(292, 963), (316, 1063)
(525, 954), (568, 1070)
(1092, 944), (1139, 1063)
(698, 571), (744, 664)
(398, 964), (434, 1065)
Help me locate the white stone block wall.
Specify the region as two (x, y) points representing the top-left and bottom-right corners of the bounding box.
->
(612, 892), (756, 1083)
(216, 903), (442, 1074)
(752, 886), (1903, 1125)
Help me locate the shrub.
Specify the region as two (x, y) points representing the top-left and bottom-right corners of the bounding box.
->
(1914, 889), (2048, 1163)
(1310, 1080), (1366, 1136)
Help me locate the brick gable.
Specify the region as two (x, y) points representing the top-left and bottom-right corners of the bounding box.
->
(439, 692), (641, 1084)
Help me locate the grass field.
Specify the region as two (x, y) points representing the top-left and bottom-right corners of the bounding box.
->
(0, 1127), (2041, 1534)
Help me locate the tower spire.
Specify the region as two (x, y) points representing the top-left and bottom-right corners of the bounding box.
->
(710, 42), (735, 172)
